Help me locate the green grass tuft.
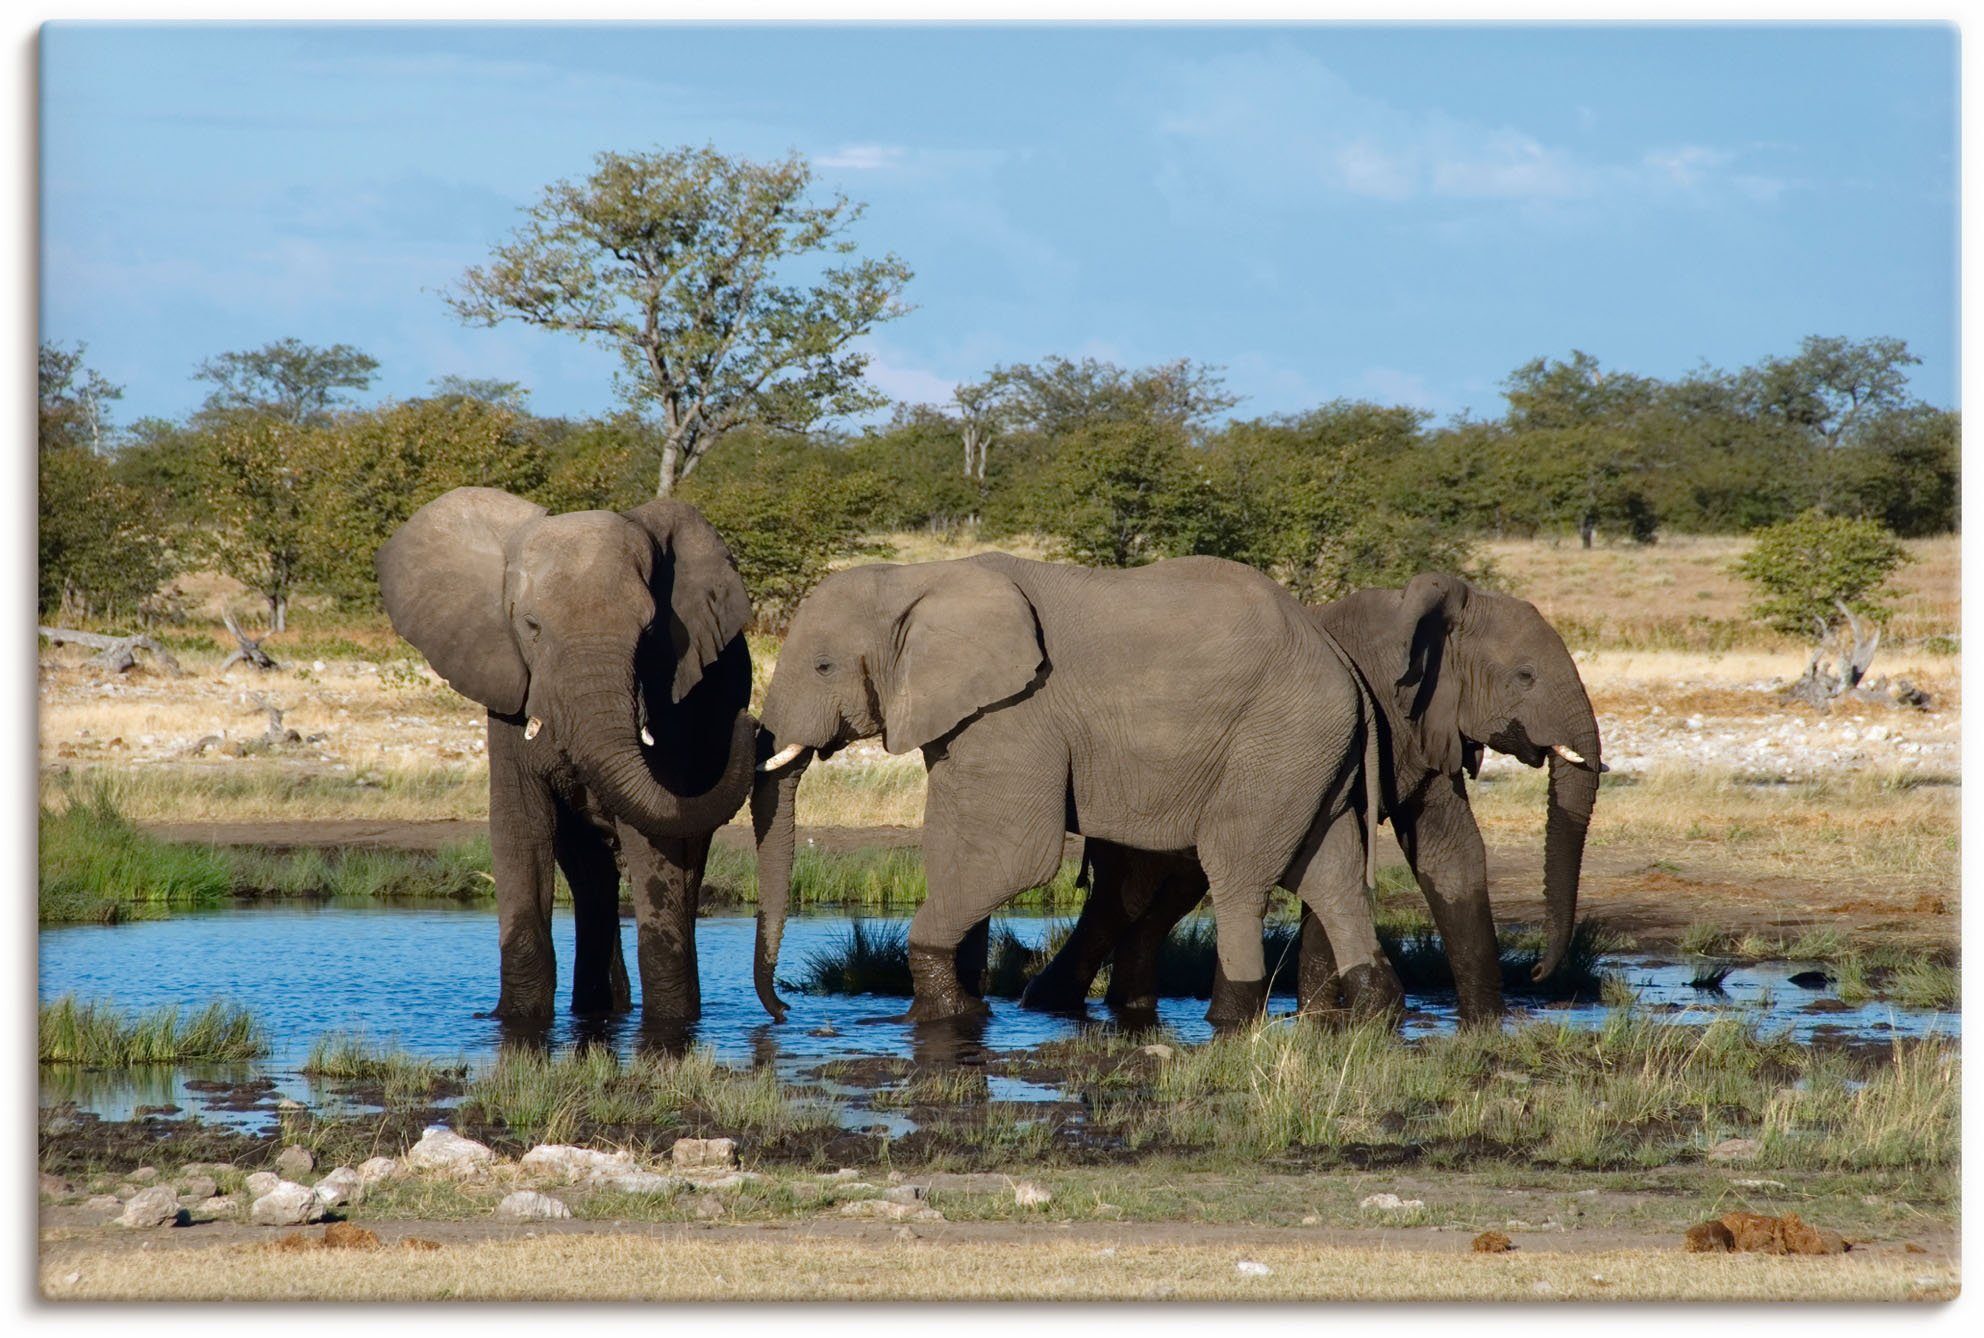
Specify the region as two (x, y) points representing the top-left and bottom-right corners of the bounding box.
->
(39, 996), (267, 1066)
(39, 787), (233, 923)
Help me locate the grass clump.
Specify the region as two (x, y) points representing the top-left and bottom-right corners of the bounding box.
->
(39, 788), (233, 923)
(1075, 1011), (1957, 1172)
(798, 920), (913, 995)
(458, 1046), (833, 1147)
(39, 996), (267, 1066)
(301, 1032), (467, 1104)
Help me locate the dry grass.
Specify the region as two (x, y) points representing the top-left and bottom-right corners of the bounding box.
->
(38, 1231), (1956, 1301)
(1485, 534), (1958, 651)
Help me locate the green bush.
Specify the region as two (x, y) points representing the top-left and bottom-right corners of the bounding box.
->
(1732, 509), (1912, 638)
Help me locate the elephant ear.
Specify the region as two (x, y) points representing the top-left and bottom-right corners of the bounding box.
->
(621, 498), (753, 703)
(882, 563), (1044, 755)
(1393, 572), (1470, 777)
(376, 487), (545, 715)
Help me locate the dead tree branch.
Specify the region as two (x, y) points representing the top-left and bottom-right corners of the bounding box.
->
(38, 626), (185, 676)
(218, 607), (281, 673)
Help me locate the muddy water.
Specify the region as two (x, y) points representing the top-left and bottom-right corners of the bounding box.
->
(39, 905), (1956, 1126)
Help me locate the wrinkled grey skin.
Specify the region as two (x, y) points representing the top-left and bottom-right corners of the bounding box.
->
(1021, 573), (1603, 1026)
(377, 487), (756, 1020)
(751, 553), (1388, 1028)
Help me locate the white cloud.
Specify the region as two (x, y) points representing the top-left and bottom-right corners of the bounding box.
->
(861, 348), (959, 408)
(1148, 44), (1785, 213)
(1359, 367), (1438, 412)
(818, 143), (908, 171)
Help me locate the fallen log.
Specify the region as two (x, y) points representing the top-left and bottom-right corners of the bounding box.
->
(38, 626), (185, 676)
(218, 607), (281, 672)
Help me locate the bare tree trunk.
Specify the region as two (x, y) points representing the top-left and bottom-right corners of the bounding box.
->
(270, 592), (287, 634)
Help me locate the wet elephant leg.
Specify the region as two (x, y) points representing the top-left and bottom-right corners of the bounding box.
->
(558, 812), (629, 1016)
(956, 917), (991, 999)
(907, 763), (1064, 1023)
(487, 717), (559, 1019)
(1396, 781), (1502, 1026)
(1022, 842), (1136, 1011)
(1295, 902), (1347, 1021)
(622, 829), (709, 1022)
(1105, 864), (1207, 1011)
(1286, 807), (1403, 1025)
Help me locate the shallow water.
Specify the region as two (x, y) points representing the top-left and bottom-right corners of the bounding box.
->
(39, 904), (1957, 1127)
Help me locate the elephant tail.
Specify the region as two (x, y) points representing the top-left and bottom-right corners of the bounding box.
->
(1359, 670), (1381, 893)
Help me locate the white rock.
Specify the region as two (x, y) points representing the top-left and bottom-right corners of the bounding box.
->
(176, 1174), (218, 1201)
(196, 1195), (235, 1214)
(840, 1198), (942, 1222)
(355, 1156), (400, 1185)
(314, 1167), (363, 1207)
(244, 1171), (280, 1197)
(1235, 1260), (1272, 1277)
(494, 1190), (571, 1221)
(1139, 1044), (1177, 1060)
(404, 1126), (495, 1175)
(273, 1145), (314, 1178)
(603, 1171), (683, 1196)
(1359, 1193), (1425, 1212)
(250, 1181), (326, 1226)
(1012, 1181), (1053, 1208)
(117, 1186), (184, 1229)
(693, 1172), (751, 1193)
(670, 1137), (737, 1172)
(883, 1184), (928, 1205)
(521, 1144), (638, 1184)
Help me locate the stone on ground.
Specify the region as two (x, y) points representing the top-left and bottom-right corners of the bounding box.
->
(404, 1126), (495, 1175)
(355, 1156), (400, 1185)
(1012, 1181), (1052, 1208)
(495, 1190), (572, 1221)
(273, 1145), (314, 1178)
(250, 1181), (327, 1226)
(1359, 1193), (1425, 1212)
(244, 1171), (281, 1197)
(840, 1198), (942, 1222)
(176, 1173), (218, 1202)
(521, 1144), (638, 1184)
(117, 1186), (185, 1229)
(314, 1167), (364, 1207)
(1706, 1137), (1762, 1163)
(670, 1137), (737, 1172)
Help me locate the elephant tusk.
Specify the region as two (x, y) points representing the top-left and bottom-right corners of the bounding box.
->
(1551, 744), (1586, 766)
(758, 742), (807, 773)
(524, 717), (542, 741)
(640, 725), (655, 747)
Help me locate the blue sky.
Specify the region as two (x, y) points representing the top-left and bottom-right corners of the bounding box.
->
(40, 22), (1959, 429)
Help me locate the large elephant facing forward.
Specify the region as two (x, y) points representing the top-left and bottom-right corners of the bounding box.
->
(377, 487), (757, 1021)
(750, 552), (1388, 1028)
(1022, 573), (1603, 1025)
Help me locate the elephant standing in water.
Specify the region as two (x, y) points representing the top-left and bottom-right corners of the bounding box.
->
(750, 552), (1388, 1028)
(378, 487), (757, 1021)
(1022, 573), (1604, 1026)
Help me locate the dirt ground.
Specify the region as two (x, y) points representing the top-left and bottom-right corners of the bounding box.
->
(136, 817), (1956, 954)
(37, 1213), (1959, 1302)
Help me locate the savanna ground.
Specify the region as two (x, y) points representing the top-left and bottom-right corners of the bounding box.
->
(36, 534), (1961, 1300)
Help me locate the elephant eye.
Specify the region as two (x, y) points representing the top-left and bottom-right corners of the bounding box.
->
(521, 614), (541, 636)
(1514, 666), (1536, 688)
(814, 659), (834, 676)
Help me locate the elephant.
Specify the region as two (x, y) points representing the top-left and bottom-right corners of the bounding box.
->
(1019, 572), (1604, 1026)
(377, 486), (758, 1021)
(748, 551), (1389, 1028)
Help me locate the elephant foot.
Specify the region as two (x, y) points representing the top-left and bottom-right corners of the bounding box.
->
(1018, 969), (1090, 1013)
(1205, 973), (1270, 1031)
(907, 944), (994, 1022)
(1339, 962), (1406, 1026)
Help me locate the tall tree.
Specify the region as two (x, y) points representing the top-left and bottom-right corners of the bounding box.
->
(1740, 335), (1922, 449)
(39, 341), (124, 453)
(447, 145), (913, 496)
(980, 355), (1237, 439)
(194, 338), (380, 424)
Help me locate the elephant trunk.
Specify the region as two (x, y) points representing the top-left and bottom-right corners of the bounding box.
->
(751, 748), (810, 1022)
(1534, 733), (1600, 981)
(561, 651), (756, 842)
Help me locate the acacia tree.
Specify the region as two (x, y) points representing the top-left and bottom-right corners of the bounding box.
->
(447, 145), (913, 496)
(1733, 509), (1912, 702)
(194, 338), (379, 424)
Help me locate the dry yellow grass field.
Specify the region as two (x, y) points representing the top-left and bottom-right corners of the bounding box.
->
(37, 1228), (1958, 1302)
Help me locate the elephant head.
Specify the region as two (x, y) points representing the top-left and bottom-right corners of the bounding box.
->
(1374, 572), (1603, 981)
(376, 486), (757, 842)
(750, 559), (1044, 1019)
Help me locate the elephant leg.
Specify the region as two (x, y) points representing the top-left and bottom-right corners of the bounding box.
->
(908, 764), (1064, 1023)
(1295, 902), (1347, 1022)
(487, 718), (559, 1019)
(1284, 807), (1403, 1025)
(557, 812), (629, 1016)
(956, 917), (991, 999)
(1022, 842), (1135, 1012)
(1397, 782), (1502, 1025)
(1105, 863), (1207, 1011)
(622, 829), (710, 1022)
